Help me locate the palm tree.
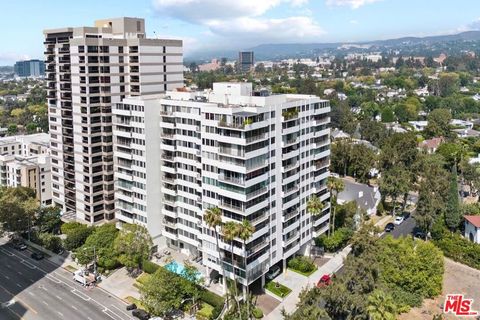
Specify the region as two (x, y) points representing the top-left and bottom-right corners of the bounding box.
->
(204, 206), (226, 293)
(327, 177), (345, 236)
(366, 290), (397, 320)
(222, 221), (241, 317)
(306, 194), (324, 256)
(237, 219), (255, 319)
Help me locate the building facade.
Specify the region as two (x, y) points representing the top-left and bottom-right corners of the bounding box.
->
(238, 51), (254, 73)
(14, 59), (45, 77)
(0, 134), (52, 205)
(113, 82), (330, 289)
(44, 17), (183, 223)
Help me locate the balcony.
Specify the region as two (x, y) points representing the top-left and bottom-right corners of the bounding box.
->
(246, 187), (268, 200)
(218, 175), (245, 186)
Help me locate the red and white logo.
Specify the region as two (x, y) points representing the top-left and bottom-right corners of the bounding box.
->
(444, 294), (479, 317)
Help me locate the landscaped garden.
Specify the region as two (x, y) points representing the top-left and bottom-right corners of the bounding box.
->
(265, 281), (292, 298)
(287, 256), (317, 276)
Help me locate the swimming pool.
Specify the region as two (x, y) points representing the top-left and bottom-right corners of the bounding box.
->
(165, 261), (202, 280)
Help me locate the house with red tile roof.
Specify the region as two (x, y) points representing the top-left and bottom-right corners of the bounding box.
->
(464, 215), (480, 244)
(419, 137), (444, 154)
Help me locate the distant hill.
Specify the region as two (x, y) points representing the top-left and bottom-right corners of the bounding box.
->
(0, 66), (14, 73)
(186, 30), (480, 61)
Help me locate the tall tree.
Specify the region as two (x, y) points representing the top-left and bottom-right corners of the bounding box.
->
(327, 177), (345, 236)
(379, 166), (411, 215)
(114, 224), (152, 272)
(204, 206), (226, 292)
(0, 186), (38, 235)
(424, 108), (452, 138)
(367, 290), (397, 320)
(445, 164), (461, 231)
(222, 221), (241, 316)
(236, 219), (255, 318)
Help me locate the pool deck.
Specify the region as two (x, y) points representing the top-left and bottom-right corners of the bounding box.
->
(153, 249), (225, 296)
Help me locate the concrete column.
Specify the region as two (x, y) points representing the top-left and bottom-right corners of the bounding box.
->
(222, 276), (227, 294)
(282, 259), (287, 272)
(261, 274), (265, 290)
(206, 265), (210, 283)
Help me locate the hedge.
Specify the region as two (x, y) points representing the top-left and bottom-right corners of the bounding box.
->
(434, 232), (480, 270)
(287, 256), (316, 275)
(142, 259), (160, 274)
(315, 227), (353, 252)
(196, 302), (214, 320)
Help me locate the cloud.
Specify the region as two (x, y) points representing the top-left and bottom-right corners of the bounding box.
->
(325, 0), (381, 9)
(349, 19), (358, 24)
(152, 0), (306, 23)
(207, 16), (325, 42)
(151, 0), (321, 50)
(0, 53), (30, 65)
(466, 18), (480, 30)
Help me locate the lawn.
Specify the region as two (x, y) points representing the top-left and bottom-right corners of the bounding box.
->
(288, 265), (317, 277)
(65, 265), (78, 273)
(133, 272), (151, 289)
(265, 281), (292, 298)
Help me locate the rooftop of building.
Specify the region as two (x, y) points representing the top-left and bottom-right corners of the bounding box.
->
(0, 133), (50, 146)
(465, 215), (480, 228)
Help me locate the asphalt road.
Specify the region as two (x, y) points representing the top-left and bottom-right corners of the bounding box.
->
(0, 239), (134, 320)
(384, 216), (417, 239)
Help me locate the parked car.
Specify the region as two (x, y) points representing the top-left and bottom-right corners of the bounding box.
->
(266, 265), (281, 280)
(384, 223), (395, 232)
(126, 303), (137, 311)
(132, 309), (150, 320)
(14, 242), (27, 250)
(394, 216), (404, 225)
(413, 229), (426, 239)
(316, 274), (332, 287)
(31, 252), (44, 260)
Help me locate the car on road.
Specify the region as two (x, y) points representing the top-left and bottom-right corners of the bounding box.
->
(316, 274), (332, 287)
(126, 303), (137, 311)
(132, 309), (150, 320)
(266, 265), (281, 280)
(31, 252), (44, 260)
(384, 223), (395, 232)
(14, 242), (27, 250)
(394, 216), (404, 225)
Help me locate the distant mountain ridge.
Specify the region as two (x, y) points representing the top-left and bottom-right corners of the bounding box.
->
(186, 30), (480, 61)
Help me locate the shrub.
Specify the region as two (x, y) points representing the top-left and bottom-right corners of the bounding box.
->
(252, 307), (264, 319)
(315, 227), (353, 252)
(196, 303), (214, 320)
(199, 289), (224, 308)
(141, 259), (160, 274)
(61, 222), (84, 235)
(265, 281), (291, 298)
(288, 256), (316, 273)
(434, 232), (480, 270)
(38, 232), (63, 253)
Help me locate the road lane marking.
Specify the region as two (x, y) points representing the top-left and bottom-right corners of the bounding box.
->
(55, 295), (63, 300)
(0, 248), (14, 256)
(4, 275), (10, 280)
(71, 305), (78, 310)
(47, 275), (61, 284)
(6, 264), (11, 268)
(20, 260), (36, 269)
(0, 283), (38, 314)
(27, 292), (34, 296)
(17, 271), (22, 275)
(42, 300), (48, 306)
(16, 283), (21, 288)
(71, 289), (90, 301)
(102, 308), (122, 320)
(58, 311), (64, 317)
(110, 304), (133, 318)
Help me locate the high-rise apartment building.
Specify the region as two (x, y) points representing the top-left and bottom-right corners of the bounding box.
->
(14, 59), (45, 77)
(44, 17), (183, 223)
(238, 51), (254, 72)
(113, 82), (330, 289)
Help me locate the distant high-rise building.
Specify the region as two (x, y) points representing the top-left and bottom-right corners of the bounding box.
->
(113, 82), (331, 291)
(44, 17), (183, 223)
(14, 60), (45, 77)
(238, 51), (254, 72)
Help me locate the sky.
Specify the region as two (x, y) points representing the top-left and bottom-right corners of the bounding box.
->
(1, 0), (480, 64)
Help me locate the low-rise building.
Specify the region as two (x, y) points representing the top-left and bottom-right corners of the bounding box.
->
(337, 179), (381, 216)
(419, 137), (444, 154)
(0, 133), (51, 205)
(464, 216), (480, 244)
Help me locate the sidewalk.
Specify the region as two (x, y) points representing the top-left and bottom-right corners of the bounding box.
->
(265, 246), (351, 320)
(264, 214), (389, 319)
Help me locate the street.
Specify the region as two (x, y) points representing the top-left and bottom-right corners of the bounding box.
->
(0, 239), (134, 320)
(384, 216), (417, 239)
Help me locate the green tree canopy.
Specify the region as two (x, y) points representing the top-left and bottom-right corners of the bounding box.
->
(114, 224), (152, 270)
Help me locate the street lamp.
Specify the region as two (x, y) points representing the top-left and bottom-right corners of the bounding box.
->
(83, 246), (97, 277)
